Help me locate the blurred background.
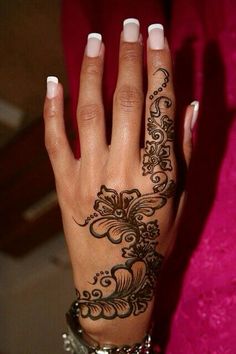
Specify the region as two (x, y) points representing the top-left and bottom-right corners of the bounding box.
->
(0, 1), (74, 353)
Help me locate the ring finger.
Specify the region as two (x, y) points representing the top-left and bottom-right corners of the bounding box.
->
(142, 25), (176, 180)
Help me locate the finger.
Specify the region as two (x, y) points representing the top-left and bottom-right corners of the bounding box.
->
(111, 19), (144, 161)
(175, 100), (199, 223)
(183, 101), (199, 168)
(77, 34), (107, 163)
(142, 25), (175, 178)
(44, 77), (75, 179)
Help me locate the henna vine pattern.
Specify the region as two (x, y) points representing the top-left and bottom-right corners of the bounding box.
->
(143, 68), (175, 193)
(74, 68), (176, 320)
(75, 185), (168, 319)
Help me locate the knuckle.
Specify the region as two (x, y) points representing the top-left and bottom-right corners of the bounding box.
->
(114, 85), (143, 112)
(78, 187), (99, 215)
(45, 135), (64, 156)
(146, 91), (175, 114)
(121, 45), (139, 62)
(104, 163), (135, 188)
(80, 188), (96, 206)
(44, 102), (58, 120)
(83, 60), (101, 76)
(77, 103), (101, 123)
(164, 92), (175, 107)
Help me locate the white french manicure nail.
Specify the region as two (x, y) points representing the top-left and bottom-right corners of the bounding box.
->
(123, 18), (140, 42)
(47, 76), (58, 99)
(148, 24), (164, 50)
(190, 100), (199, 129)
(86, 33), (102, 57)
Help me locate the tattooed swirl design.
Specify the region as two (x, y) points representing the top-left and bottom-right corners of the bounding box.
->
(143, 68), (175, 193)
(74, 68), (176, 320)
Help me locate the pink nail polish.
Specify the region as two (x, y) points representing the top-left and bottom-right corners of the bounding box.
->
(123, 18), (140, 43)
(47, 76), (58, 99)
(148, 24), (164, 50)
(190, 100), (199, 130)
(86, 33), (102, 57)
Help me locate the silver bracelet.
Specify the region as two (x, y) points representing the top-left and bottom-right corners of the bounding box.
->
(62, 301), (153, 354)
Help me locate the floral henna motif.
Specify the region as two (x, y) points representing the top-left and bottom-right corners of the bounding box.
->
(73, 68), (176, 321)
(75, 185), (167, 320)
(76, 256), (164, 319)
(143, 68), (175, 194)
(142, 140), (172, 174)
(79, 185), (166, 244)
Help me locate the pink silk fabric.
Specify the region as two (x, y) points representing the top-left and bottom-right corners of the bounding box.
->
(162, 1), (236, 353)
(61, 0), (236, 352)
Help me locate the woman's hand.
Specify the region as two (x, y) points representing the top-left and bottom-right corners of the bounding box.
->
(43, 20), (198, 346)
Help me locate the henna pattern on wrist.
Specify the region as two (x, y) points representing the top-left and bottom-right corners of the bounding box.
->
(73, 68), (176, 320)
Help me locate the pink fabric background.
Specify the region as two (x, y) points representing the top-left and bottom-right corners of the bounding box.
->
(61, 0), (236, 352)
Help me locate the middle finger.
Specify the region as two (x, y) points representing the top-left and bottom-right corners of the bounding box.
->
(110, 19), (144, 162)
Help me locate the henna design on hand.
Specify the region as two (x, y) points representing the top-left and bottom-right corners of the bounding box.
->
(84, 186), (166, 244)
(73, 68), (176, 320)
(75, 185), (170, 320)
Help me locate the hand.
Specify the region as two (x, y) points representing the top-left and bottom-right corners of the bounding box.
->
(43, 20), (198, 346)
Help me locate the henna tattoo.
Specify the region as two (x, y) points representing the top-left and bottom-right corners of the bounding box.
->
(83, 186), (166, 244)
(73, 212), (98, 227)
(73, 68), (176, 321)
(75, 185), (167, 320)
(149, 68), (169, 99)
(143, 68), (175, 194)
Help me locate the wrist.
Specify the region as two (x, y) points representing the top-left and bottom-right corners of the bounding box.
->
(79, 301), (154, 346)
(63, 300), (154, 353)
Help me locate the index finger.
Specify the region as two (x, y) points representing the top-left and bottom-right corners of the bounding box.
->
(77, 34), (107, 164)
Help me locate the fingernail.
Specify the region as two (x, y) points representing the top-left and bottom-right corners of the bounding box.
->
(190, 100), (199, 130)
(123, 18), (140, 42)
(47, 76), (58, 99)
(86, 33), (102, 57)
(148, 24), (164, 50)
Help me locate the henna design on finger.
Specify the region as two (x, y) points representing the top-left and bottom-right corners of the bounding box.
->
(143, 68), (175, 193)
(149, 68), (169, 99)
